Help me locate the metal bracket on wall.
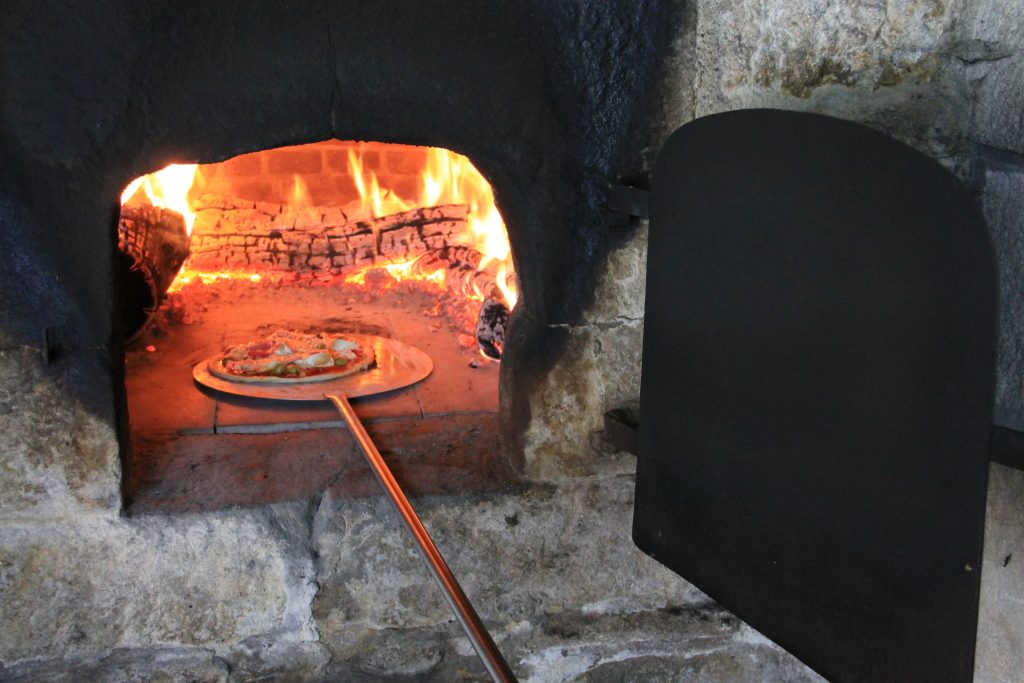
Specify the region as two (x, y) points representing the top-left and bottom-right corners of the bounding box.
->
(603, 407), (640, 455)
(603, 182), (650, 227)
(40, 327), (53, 365)
(991, 425), (1024, 471)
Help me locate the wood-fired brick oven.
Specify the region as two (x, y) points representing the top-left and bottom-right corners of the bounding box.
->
(2, 2), (1023, 682)
(118, 141), (523, 514)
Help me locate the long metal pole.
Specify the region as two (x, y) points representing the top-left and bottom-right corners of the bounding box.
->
(324, 392), (517, 683)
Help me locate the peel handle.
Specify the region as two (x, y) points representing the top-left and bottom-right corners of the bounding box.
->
(324, 391), (517, 683)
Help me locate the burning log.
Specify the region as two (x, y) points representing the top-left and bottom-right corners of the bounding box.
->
(475, 298), (509, 360)
(117, 204), (190, 338)
(410, 246), (512, 359)
(158, 192), (517, 357)
(186, 199), (468, 275)
(410, 245), (513, 304)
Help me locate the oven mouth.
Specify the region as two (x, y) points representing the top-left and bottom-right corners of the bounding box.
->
(119, 140), (522, 514)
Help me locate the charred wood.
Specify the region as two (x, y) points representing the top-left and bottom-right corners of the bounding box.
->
(117, 204), (190, 338)
(186, 199), (468, 275)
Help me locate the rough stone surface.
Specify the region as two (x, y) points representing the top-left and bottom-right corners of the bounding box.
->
(517, 224), (646, 479)
(0, 502), (317, 663)
(312, 471), (818, 681)
(0, 460), (1020, 680)
(0, 348), (120, 519)
(689, 0), (969, 159)
(959, 0), (1024, 155)
(567, 626), (822, 683)
(975, 464), (1024, 683)
(982, 168), (1024, 429)
(224, 637), (331, 682)
(520, 321), (643, 480)
(0, 647), (230, 683)
(0, 641), (328, 683)
(581, 222), (649, 325)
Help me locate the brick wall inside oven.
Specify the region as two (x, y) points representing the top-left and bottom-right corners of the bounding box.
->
(192, 140), (428, 208)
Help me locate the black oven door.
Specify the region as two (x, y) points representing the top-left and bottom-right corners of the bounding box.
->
(635, 109), (996, 682)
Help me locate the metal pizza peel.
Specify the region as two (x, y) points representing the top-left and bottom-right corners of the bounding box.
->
(192, 334), (434, 401)
(192, 334), (516, 682)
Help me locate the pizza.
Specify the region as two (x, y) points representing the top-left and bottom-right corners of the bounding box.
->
(208, 330), (375, 384)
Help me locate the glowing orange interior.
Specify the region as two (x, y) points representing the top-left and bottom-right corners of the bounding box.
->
(119, 142), (517, 308)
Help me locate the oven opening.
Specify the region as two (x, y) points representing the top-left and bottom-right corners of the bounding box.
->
(119, 140), (520, 514)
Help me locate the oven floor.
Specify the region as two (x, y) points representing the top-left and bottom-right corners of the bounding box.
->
(124, 280), (517, 514)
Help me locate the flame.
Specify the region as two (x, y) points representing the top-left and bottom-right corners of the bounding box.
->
(169, 270), (263, 292)
(347, 148), (414, 218)
(343, 259), (447, 290)
(348, 144), (517, 308)
(120, 164), (199, 235)
(123, 142), (517, 323)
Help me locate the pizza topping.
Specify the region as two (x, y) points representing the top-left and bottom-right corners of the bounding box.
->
(295, 351), (333, 368)
(330, 338), (358, 352)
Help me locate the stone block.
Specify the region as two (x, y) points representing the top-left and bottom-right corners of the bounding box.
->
(521, 321), (643, 480)
(582, 222), (647, 324)
(225, 638), (330, 682)
(0, 349), (120, 519)
(569, 636), (823, 683)
(224, 179), (278, 205)
(0, 646), (230, 682)
(323, 149), (353, 174)
(694, 0), (956, 104)
(387, 175), (420, 202)
(982, 167), (1024, 428)
(312, 475), (706, 646)
(351, 149), (381, 171)
(0, 503), (317, 662)
(959, 0), (1024, 154)
(302, 176), (358, 207)
(686, 0), (967, 157)
(313, 473), (822, 680)
(965, 57), (1024, 155)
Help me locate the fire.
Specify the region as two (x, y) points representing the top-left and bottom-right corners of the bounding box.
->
(170, 270), (263, 292)
(347, 149), (413, 218)
(120, 164), (199, 235)
(347, 145), (517, 307)
(119, 141), (517, 311)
